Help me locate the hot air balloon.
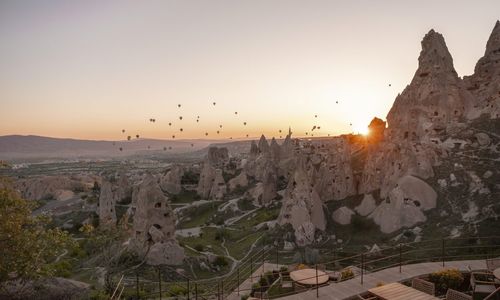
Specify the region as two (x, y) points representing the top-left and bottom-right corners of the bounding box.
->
(127, 136), (131, 141)
(136, 134), (140, 138)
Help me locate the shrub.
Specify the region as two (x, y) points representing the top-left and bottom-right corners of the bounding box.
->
(213, 256), (228, 267)
(428, 268), (464, 295)
(341, 268), (354, 280)
(168, 285), (188, 296)
(241, 295), (250, 300)
(194, 244), (204, 252)
(259, 276), (268, 287)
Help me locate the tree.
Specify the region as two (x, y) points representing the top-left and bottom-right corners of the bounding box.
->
(0, 180), (74, 291)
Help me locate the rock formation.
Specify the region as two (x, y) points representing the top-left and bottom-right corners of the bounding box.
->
(463, 21), (500, 119)
(228, 171), (248, 191)
(278, 166), (326, 246)
(332, 206), (355, 225)
(386, 29), (475, 140)
(132, 174), (184, 265)
(15, 175), (89, 201)
(160, 164), (184, 195)
(369, 175), (437, 233)
(197, 147), (229, 199)
(98, 179), (118, 227)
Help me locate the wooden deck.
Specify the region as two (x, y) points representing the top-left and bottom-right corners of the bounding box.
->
(369, 282), (439, 300)
(227, 260), (487, 300)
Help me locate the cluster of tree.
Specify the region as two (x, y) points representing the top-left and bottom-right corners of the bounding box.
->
(0, 178), (74, 294)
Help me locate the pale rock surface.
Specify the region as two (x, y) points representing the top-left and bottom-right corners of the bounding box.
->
(228, 171), (248, 191)
(98, 179), (118, 227)
(355, 194), (377, 216)
(15, 175), (87, 201)
(463, 21), (500, 119)
(278, 166), (326, 246)
(369, 175), (437, 233)
(197, 147), (229, 199)
(132, 174), (184, 265)
(209, 169), (227, 200)
(474, 133), (491, 146)
(332, 206), (355, 225)
(160, 165), (184, 195)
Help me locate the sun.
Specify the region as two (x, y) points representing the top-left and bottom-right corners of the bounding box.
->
(353, 124), (370, 136)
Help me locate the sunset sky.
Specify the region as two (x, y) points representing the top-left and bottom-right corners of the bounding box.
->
(1, 0), (499, 140)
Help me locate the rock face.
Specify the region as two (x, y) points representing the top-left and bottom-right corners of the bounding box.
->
(386, 29), (475, 140)
(207, 147), (229, 167)
(228, 171), (248, 191)
(160, 165), (184, 195)
(132, 174), (184, 265)
(0, 277), (90, 300)
(332, 206), (355, 225)
(367, 117), (386, 144)
(14, 175), (89, 201)
(278, 166), (326, 246)
(197, 147), (229, 199)
(98, 179), (118, 227)
(463, 21), (500, 119)
(369, 176), (437, 233)
(355, 194), (377, 216)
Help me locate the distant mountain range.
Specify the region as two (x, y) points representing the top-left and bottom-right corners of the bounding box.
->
(0, 135), (230, 160)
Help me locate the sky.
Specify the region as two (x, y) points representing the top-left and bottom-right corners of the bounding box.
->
(0, 0), (499, 141)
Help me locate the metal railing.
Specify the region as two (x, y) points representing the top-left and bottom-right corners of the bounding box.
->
(111, 235), (500, 299)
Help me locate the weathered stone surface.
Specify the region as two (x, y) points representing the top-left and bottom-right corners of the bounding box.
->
(355, 194), (377, 216)
(197, 147), (229, 199)
(332, 206), (355, 225)
(228, 171), (248, 191)
(369, 175), (437, 233)
(474, 133), (491, 146)
(207, 147), (229, 167)
(209, 169), (227, 200)
(386, 29), (475, 140)
(278, 166), (325, 246)
(15, 175), (88, 201)
(98, 179), (117, 227)
(132, 174), (184, 265)
(160, 164), (184, 195)
(258, 135), (270, 153)
(463, 21), (500, 119)
(0, 277), (90, 300)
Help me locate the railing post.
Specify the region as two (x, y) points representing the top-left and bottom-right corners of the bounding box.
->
(136, 272), (139, 299)
(315, 264), (319, 298)
(195, 282), (198, 300)
(217, 281), (220, 300)
(250, 256), (253, 282)
(187, 278), (190, 300)
(442, 238), (445, 267)
(221, 279), (224, 299)
(399, 243), (402, 273)
(361, 253), (364, 285)
(237, 267), (240, 295)
(158, 267), (162, 300)
(262, 247), (265, 273)
(276, 246), (279, 269)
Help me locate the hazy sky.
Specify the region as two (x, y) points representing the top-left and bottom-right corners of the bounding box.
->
(1, 1), (499, 140)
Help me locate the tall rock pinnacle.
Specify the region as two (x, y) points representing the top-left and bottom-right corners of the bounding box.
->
(463, 20), (500, 119)
(485, 20), (500, 56)
(415, 29), (457, 79)
(386, 29), (474, 139)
